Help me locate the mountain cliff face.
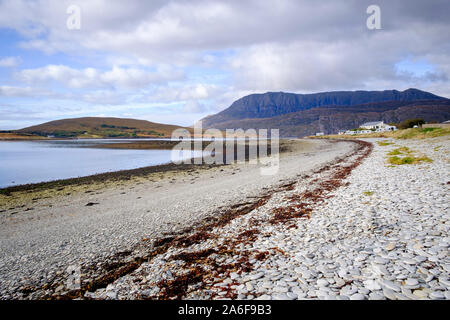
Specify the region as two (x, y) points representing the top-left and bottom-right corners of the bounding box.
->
(201, 89), (449, 137)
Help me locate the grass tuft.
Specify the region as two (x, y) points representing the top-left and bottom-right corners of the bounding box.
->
(387, 147), (412, 156)
(388, 155), (433, 165)
(377, 141), (393, 146)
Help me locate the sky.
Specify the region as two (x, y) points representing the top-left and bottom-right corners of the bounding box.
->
(0, 0), (449, 130)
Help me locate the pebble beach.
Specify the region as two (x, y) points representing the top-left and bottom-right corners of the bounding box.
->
(0, 136), (448, 300)
(88, 136), (449, 300)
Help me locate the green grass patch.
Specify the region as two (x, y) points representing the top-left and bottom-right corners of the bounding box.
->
(387, 147), (412, 156)
(377, 141), (393, 146)
(415, 156), (433, 163)
(388, 156), (414, 165)
(388, 155), (433, 165)
(420, 128), (438, 133)
(387, 149), (402, 155)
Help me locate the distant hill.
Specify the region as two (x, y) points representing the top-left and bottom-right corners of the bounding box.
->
(201, 88), (449, 136)
(18, 117), (191, 138)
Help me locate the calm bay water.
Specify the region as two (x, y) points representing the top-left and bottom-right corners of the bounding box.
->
(0, 139), (195, 188)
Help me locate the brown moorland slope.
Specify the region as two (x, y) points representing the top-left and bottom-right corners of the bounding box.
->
(17, 117), (193, 138)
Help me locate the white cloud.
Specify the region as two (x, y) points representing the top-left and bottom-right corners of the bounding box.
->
(15, 64), (184, 89)
(145, 83), (222, 103)
(182, 101), (208, 113)
(0, 56), (21, 67)
(0, 85), (49, 97)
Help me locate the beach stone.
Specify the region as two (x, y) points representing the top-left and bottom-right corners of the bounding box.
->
(401, 288), (417, 300)
(374, 257), (388, 265)
(403, 258), (417, 265)
(340, 285), (357, 295)
(249, 272), (264, 281)
(438, 277), (450, 287)
(363, 279), (381, 291)
(286, 292), (298, 299)
(298, 270), (312, 279)
(55, 285), (64, 293)
(273, 286), (288, 293)
(429, 256), (439, 262)
(292, 288), (306, 298)
(371, 264), (389, 276)
(368, 292), (385, 300)
(358, 288), (370, 295)
(382, 288), (397, 300)
(394, 293), (409, 300)
(429, 291), (445, 299)
(412, 289), (428, 298)
(350, 293), (366, 300)
(334, 278), (346, 287)
(414, 256), (427, 263)
(380, 279), (401, 292)
(316, 279), (329, 287)
(385, 243), (396, 251)
(338, 269), (348, 278)
(273, 293), (293, 300)
(404, 278), (419, 287)
(105, 291), (117, 299)
(230, 272), (239, 280)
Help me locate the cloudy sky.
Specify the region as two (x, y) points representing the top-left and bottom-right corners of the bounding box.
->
(0, 0), (449, 129)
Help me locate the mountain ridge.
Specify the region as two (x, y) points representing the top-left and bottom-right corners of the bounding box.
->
(201, 88), (449, 136)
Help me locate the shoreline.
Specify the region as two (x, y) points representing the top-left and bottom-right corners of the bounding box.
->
(0, 138), (286, 196)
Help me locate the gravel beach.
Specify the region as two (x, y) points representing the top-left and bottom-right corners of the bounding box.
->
(1, 136), (448, 300)
(0, 138), (356, 299)
(71, 136), (449, 300)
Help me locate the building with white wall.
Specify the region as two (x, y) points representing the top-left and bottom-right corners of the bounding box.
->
(360, 121), (396, 132)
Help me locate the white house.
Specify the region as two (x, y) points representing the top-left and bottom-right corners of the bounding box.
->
(315, 132), (324, 136)
(340, 121), (397, 135)
(359, 121), (396, 132)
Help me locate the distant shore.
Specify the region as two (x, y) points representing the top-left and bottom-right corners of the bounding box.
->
(0, 132), (49, 140)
